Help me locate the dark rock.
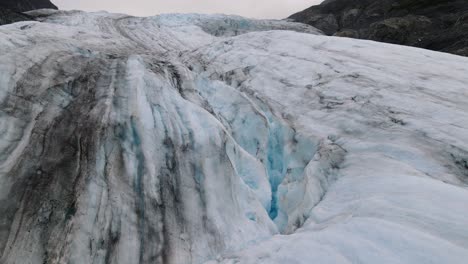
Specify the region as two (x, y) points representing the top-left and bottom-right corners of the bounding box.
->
(289, 0), (468, 56)
(0, 0), (57, 13)
(368, 15), (433, 45)
(0, 7), (32, 25)
(0, 0), (57, 26)
(334, 29), (359, 38)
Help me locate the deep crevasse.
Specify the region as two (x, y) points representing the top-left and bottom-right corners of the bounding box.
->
(191, 74), (323, 232)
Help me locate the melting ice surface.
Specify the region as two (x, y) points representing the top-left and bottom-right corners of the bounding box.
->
(0, 9), (468, 264)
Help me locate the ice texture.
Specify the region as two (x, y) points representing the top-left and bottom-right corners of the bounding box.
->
(0, 9), (467, 264)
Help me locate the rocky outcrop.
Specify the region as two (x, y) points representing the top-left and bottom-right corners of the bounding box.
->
(0, 0), (57, 26)
(0, 0), (57, 13)
(0, 7), (32, 25)
(289, 0), (468, 56)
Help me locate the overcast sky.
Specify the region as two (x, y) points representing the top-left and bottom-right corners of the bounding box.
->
(52, 0), (321, 19)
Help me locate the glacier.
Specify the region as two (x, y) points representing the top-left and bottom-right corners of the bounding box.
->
(0, 9), (468, 264)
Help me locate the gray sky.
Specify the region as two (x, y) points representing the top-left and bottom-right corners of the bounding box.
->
(52, 0), (321, 19)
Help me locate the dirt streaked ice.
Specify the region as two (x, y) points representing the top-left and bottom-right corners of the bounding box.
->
(0, 9), (467, 264)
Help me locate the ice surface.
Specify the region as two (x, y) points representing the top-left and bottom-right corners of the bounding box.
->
(0, 10), (467, 264)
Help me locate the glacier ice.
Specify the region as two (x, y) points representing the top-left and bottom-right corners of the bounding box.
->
(0, 9), (467, 264)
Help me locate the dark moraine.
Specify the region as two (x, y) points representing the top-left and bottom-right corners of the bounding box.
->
(289, 0), (468, 56)
(0, 0), (57, 25)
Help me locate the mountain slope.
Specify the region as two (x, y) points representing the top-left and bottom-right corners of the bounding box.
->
(0, 7), (32, 25)
(289, 0), (468, 56)
(1, 10), (468, 264)
(0, 0), (57, 26)
(0, 0), (57, 12)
